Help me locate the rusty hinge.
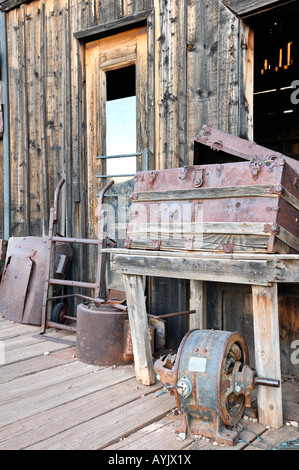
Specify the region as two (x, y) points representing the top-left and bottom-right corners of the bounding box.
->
(193, 168), (205, 188)
(264, 223), (280, 253)
(264, 223), (280, 235)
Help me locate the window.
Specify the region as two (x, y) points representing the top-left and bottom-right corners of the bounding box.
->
(105, 65), (137, 177)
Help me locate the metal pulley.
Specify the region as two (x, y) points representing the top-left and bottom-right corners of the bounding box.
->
(154, 329), (280, 446)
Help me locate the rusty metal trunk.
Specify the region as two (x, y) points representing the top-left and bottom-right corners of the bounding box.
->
(126, 135), (299, 254)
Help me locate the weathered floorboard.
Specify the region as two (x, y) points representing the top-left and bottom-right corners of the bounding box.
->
(0, 318), (298, 450)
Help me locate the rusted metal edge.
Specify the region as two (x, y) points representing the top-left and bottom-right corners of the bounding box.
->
(32, 333), (76, 346)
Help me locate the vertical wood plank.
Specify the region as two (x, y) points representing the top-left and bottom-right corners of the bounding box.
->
(217, 2), (240, 135)
(186, 0), (219, 164)
(252, 284), (283, 429)
(7, 7), (25, 236)
(155, 0), (180, 169)
(146, 8), (155, 170)
(239, 20), (254, 140)
(123, 274), (155, 386)
(39, 0), (50, 237)
(136, 25), (148, 154)
(25, 1), (43, 236)
(189, 280), (207, 330)
(21, 4), (31, 236)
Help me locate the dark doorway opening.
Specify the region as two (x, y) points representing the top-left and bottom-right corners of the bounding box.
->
(252, 3), (299, 161)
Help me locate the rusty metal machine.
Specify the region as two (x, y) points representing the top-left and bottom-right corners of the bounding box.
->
(154, 329), (280, 446)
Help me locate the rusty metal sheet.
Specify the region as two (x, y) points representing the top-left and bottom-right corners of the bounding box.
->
(0, 237), (73, 326)
(0, 243), (34, 323)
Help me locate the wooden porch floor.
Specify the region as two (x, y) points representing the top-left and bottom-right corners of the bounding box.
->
(0, 316), (298, 451)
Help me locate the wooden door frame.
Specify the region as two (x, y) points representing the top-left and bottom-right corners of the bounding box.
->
(74, 11), (153, 237)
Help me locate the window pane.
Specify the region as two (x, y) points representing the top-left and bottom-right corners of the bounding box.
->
(106, 96), (137, 176)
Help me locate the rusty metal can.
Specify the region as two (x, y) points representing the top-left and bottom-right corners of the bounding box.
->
(76, 303), (131, 366)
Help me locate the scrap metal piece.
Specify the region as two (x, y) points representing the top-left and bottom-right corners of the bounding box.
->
(0, 242), (34, 323)
(0, 237), (72, 325)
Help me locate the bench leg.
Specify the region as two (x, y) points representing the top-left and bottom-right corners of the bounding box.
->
(123, 274), (155, 386)
(189, 280), (207, 330)
(252, 283), (283, 429)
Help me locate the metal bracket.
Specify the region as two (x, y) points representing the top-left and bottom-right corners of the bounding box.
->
(249, 158), (264, 180)
(179, 166), (188, 180)
(211, 140), (223, 151)
(193, 168), (205, 188)
(264, 224), (280, 253)
(148, 170), (159, 187)
(187, 234), (195, 251)
(222, 243), (234, 253)
(269, 184), (284, 196)
(152, 240), (161, 251)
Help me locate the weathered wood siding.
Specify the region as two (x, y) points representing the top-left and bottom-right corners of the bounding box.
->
(2, 0), (297, 373)
(5, 0), (253, 242)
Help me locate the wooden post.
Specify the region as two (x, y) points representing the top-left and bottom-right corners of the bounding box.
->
(189, 280), (207, 330)
(123, 274), (155, 386)
(252, 283), (283, 429)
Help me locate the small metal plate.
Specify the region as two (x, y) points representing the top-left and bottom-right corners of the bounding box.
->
(188, 356), (207, 373)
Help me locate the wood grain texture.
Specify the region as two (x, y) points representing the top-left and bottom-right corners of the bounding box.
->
(123, 274), (155, 385)
(252, 284), (283, 429)
(5, 0), (256, 290)
(222, 0), (294, 18)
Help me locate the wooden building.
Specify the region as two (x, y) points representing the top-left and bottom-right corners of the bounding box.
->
(0, 0), (298, 372)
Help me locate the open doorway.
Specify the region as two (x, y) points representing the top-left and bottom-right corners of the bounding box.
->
(252, 3), (299, 161)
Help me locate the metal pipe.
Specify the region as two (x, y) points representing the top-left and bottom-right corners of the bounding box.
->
(52, 236), (100, 245)
(254, 377), (280, 388)
(95, 180), (115, 299)
(49, 278), (97, 289)
(0, 12), (11, 240)
(46, 320), (77, 332)
(148, 310), (196, 320)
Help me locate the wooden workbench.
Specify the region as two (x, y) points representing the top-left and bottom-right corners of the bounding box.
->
(104, 248), (299, 429)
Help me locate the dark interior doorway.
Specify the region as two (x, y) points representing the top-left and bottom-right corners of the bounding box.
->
(252, 2), (299, 160)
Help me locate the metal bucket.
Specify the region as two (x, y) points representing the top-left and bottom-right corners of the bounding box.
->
(76, 303), (132, 366)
